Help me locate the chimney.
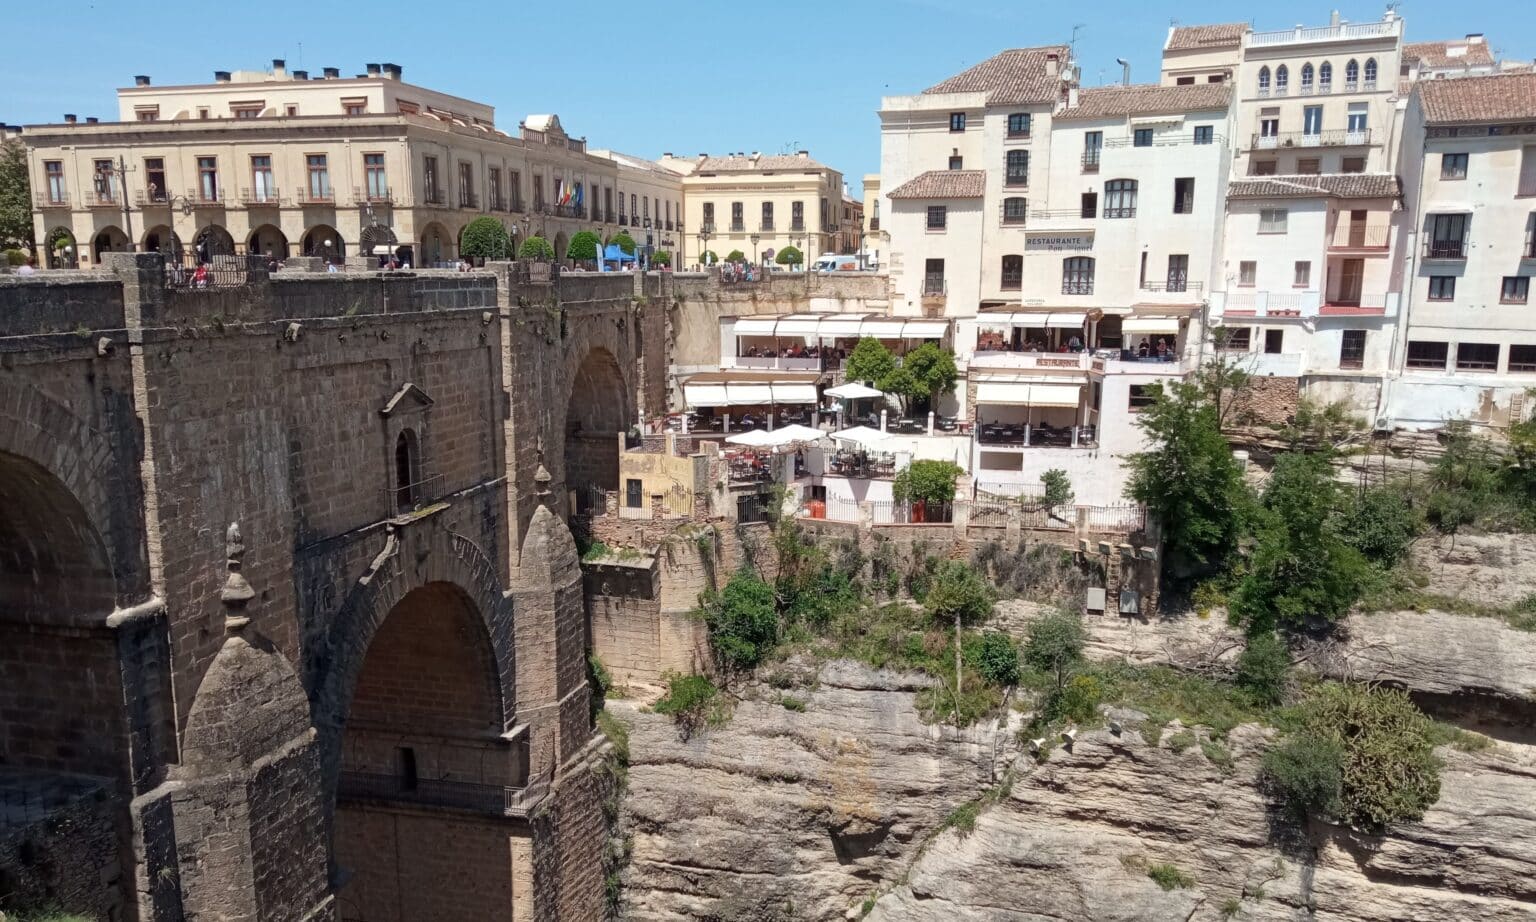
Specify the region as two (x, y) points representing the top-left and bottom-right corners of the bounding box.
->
(85, 117), (99, 124)
(366, 63), (382, 76)
(699, 152), (708, 157)
(1068, 85), (1079, 108)
(292, 69), (308, 80)
(1329, 10), (1340, 28)
(134, 74), (151, 86)
(323, 66), (340, 79)
(797, 149), (809, 157)
(382, 63), (402, 80)
(1046, 52), (1059, 76)
(272, 58), (287, 78)
(662, 151), (673, 157)
(64, 113), (77, 124)
(1467, 33), (1485, 44)
(214, 70), (231, 83)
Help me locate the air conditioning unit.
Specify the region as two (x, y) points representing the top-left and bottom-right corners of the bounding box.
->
(1085, 587), (1107, 613)
(1373, 416), (1392, 432)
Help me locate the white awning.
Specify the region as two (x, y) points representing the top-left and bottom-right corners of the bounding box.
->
(976, 311), (1087, 329)
(862, 320), (907, 338)
(830, 426), (892, 448)
(771, 383), (818, 404)
(901, 320), (949, 339)
(683, 384), (731, 407)
(975, 382), (1035, 405)
(1122, 317), (1183, 335)
(1040, 312), (1088, 329)
(727, 384), (775, 405)
(1131, 114), (1184, 126)
(826, 382), (884, 399)
(725, 428), (777, 446)
(1028, 384), (1083, 408)
(775, 318), (822, 335)
(818, 318), (865, 336)
(734, 318), (779, 335)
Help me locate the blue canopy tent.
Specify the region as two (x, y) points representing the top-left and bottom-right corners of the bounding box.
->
(601, 244), (637, 270)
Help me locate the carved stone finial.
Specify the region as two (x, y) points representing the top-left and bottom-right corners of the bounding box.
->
(220, 521), (255, 632)
(534, 465), (552, 497)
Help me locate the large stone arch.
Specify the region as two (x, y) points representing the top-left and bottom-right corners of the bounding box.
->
(563, 346), (630, 510)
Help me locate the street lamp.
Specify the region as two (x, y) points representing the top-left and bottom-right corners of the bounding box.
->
(749, 233), (760, 267)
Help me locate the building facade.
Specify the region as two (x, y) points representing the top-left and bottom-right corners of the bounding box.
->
(591, 149), (685, 265)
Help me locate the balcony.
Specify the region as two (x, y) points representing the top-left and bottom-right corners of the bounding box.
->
(82, 189), (119, 208)
(608, 210), (618, 223)
(355, 187), (393, 206)
(1139, 280), (1205, 299)
(1251, 129), (1372, 149)
(789, 220), (806, 232)
(486, 195), (505, 212)
(869, 217), (880, 231)
(970, 350), (1093, 372)
(1030, 207), (1093, 223)
(618, 215), (629, 226)
(1220, 290), (1321, 317)
(296, 187), (334, 206)
(1007, 128), (1032, 140)
(424, 189), (447, 206)
(922, 277), (947, 298)
(1004, 173), (1030, 188)
(1248, 18), (1400, 48)
(759, 222), (775, 233)
(1321, 292), (1388, 315)
(1062, 280), (1095, 295)
(666, 220), (674, 230)
(1328, 225), (1390, 250)
(729, 222), (745, 232)
(553, 203), (583, 219)
(1081, 152), (1101, 172)
(242, 187), (284, 206)
(1423, 240), (1467, 260)
(459, 191), (479, 210)
(35, 192), (70, 209)
(188, 188), (225, 207)
(338, 771), (543, 820)
(700, 221), (716, 234)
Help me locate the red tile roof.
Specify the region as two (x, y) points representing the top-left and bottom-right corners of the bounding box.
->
(923, 46), (1069, 105)
(887, 170), (986, 200)
(1404, 39), (1496, 69)
(1055, 83), (1231, 121)
(1228, 173), (1400, 200)
(1417, 73), (1536, 125)
(1165, 23), (1246, 51)
(694, 153), (831, 172)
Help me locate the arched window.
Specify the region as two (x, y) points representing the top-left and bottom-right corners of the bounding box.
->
(1005, 149), (1029, 186)
(1103, 179), (1138, 218)
(1258, 66), (1271, 93)
(1345, 59), (1359, 87)
(1300, 63), (1314, 91)
(1364, 58), (1378, 86)
(395, 429), (420, 512)
(1319, 61), (1332, 90)
(1062, 257), (1095, 295)
(1001, 254), (1023, 290)
(1275, 64), (1289, 93)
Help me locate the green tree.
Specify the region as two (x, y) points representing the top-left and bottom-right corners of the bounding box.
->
(459, 216), (511, 260)
(1022, 610), (1086, 693)
(0, 138), (33, 252)
(1231, 451), (1373, 632)
(1041, 469), (1074, 522)
(701, 568), (779, 671)
(923, 561), (995, 718)
(892, 342), (958, 413)
(610, 231), (637, 255)
(775, 245), (804, 268)
(567, 230), (601, 262)
(1235, 631), (1290, 705)
(1123, 367), (1254, 578)
(517, 235), (555, 261)
(1424, 421), (1500, 540)
(969, 631), (1021, 686)
(1337, 484), (1421, 566)
(699, 249), (718, 266)
(844, 337), (897, 388)
(892, 459), (962, 505)
(725, 249), (746, 262)
(1262, 682), (1440, 830)
(651, 249), (671, 267)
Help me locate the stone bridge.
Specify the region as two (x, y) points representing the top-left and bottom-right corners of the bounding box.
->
(0, 255), (666, 921)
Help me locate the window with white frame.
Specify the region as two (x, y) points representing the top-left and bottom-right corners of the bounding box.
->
(1259, 208), (1288, 234)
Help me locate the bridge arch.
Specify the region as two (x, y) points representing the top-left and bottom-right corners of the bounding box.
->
(564, 346), (629, 510)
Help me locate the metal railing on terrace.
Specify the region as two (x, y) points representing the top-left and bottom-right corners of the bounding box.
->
(1252, 129), (1372, 149)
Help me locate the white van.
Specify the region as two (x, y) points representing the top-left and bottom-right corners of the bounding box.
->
(812, 254), (860, 272)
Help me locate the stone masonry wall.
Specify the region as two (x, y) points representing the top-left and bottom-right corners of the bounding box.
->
(0, 777), (123, 920)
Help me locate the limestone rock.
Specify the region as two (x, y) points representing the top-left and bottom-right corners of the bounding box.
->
(1409, 532), (1536, 608)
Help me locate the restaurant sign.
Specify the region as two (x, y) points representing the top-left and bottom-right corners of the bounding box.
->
(1025, 232), (1094, 252)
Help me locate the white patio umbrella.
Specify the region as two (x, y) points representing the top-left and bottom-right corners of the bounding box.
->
(725, 428), (777, 447)
(825, 382), (884, 400)
(764, 424), (828, 447)
(830, 425), (893, 448)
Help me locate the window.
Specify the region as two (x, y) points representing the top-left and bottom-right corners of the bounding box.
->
(91, 159), (114, 204)
(1301, 63), (1314, 92)
(1079, 191), (1097, 219)
(1002, 196), (1027, 224)
(1520, 147), (1536, 197)
(701, 201), (712, 226)
(1347, 104), (1368, 135)
(251, 155), (275, 202)
(1005, 150), (1029, 186)
(233, 105), (262, 119)
(948, 155), (963, 170)
(1342, 157), (1366, 173)
(1133, 128), (1153, 147)
(924, 258), (945, 295)
(394, 429), (420, 511)
(1503, 276), (1531, 304)
(949, 112), (966, 132)
(1139, 252), (1148, 289)
(1259, 208), (1288, 234)
(1364, 58), (1378, 87)
(630, 193), (638, 218)
(285, 104), (298, 117)
(1173, 177), (1194, 214)
(926, 205), (947, 230)
(1062, 256), (1095, 295)
(487, 167), (501, 209)
(1511, 345), (1536, 372)
(144, 158), (166, 201)
(625, 479), (643, 509)
(43, 160), (64, 203)
(1207, 74), (1224, 84)
(1238, 261), (1257, 286)
(1264, 329), (1284, 354)
(1407, 341), (1448, 369)
(791, 200), (804, 230)
(1296, 158), (1320, 175)
(1303, 105), (1323, 136)
(761, 201), (773, 230)
(1177, 76), (1196, 86)
(1457, 342), (1499, 371)
(1441, 153), (1469, 180)
(1007, 113), (1031, 137)
(198, 156), (219, 201)
(307, 154), (330, 201)
(365, 154), (387, 201)
(730, 201), (744, 231)
(1275, 64), (1289, 93)
(1128, 385), (1157, 410)
(1258, 66), (1271, 94)
(1103, 179), (1136, 218)
(1428, 213), (1468, 258)
(1166, 254), (1189, 292)
(197, 107), (210, 119)
(1260, 115), (1280, 139)
(1217, 327), (1251, 351)
(424, 156), (440, 203)
(1429, 276), (1456, 301)
(1294, 261), (1311, 286)
(136, 107), (159, 121)
(1083, 131), (1102, 170)
(1345, 59), (1359, 88)
(1340, 330), (1366, 368)
(1319, 61), (1332, 91)
(1193, 125), (1213, 145)
(1001, 254), (1022, 290)
(1250, 160), (1278, 176)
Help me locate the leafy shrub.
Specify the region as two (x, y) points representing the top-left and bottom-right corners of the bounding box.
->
(4, 247), (27, 266)
(1043, 673), (1102, 724)
(651, 249), (671, 267)
(701, 569), (779, 671)
(596, 710), (630, 766)
(1147, 863), (1196, 891)
(652, 672), (725, 739)
(587, 654), (612, 722)
(1167, 729), (1197, 753)
(567, 230), (601, 261)
(922, 561), (995, 628)
(698, 249), (718, 266)
(1040, 468), (1074, 510)
(780, 695), (806, 712)
(1200, 738), (1234, 771)
(610, 231), (637, 255)
(892, 459), (963, 505)
(1235, 631), (1290, 706)
(1023, 611), (1086, 690)
(775, 244), (804, 267)
(968, 631), (1021, 687)
(1263, 682), (1440, 830)
(517, 235), (555, 260)
(1337, 484), (1421, 565)
(459, 216), (511, 260)
(945, 799), (981, 837)
(725, 249), (746, 262)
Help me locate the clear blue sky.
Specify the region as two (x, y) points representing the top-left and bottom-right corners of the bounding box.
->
(5, 1), (1532, 195)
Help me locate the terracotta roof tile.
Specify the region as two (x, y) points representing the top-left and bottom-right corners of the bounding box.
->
(1418, 73), (1536, 124)
(923, 46), (1069, 106)
(1404, 39), (1496, 69)
(694, 153), (831, 173)
(887, 170), (986, 200)
(1228, 173), (1400, 200)
(1166, 23), (1246, 51)
(1055, 83), (1231, 121)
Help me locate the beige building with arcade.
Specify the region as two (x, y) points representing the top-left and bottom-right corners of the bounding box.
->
(22, 60), (622, 268)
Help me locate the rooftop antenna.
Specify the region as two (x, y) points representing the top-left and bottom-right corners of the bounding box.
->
(1071, 23), (1086, 55)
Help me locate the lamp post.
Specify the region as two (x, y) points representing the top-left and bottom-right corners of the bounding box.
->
(749, 233), (760, 268)
(698, 229), (713, 267)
